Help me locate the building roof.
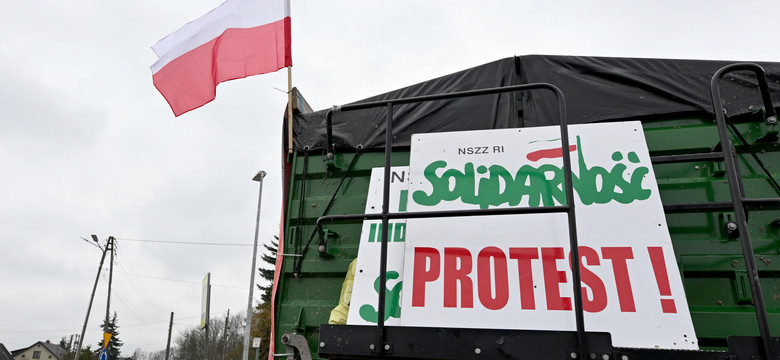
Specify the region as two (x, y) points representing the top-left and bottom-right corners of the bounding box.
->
(11, 342), (67, 360)
(39, 342), (66, 360)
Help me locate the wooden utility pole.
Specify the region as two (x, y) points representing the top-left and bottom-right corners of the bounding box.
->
(165, 312), (174, 360)
(221, 309), (230, 360)
(104, 236), (115, 342)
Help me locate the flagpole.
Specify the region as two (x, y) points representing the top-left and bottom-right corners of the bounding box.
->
(287, 66), (294, 154)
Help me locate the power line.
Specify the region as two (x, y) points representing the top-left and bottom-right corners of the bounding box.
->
(113, 270), (245, 289)
(111, 290), (165, 331)
(0, 327), (81, 335)
(113, 242), (170, 316)
(122, 313), (204, 329)
(115, 238), (253, 247)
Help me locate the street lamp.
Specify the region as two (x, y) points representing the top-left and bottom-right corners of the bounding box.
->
(243, 171), (267, 360)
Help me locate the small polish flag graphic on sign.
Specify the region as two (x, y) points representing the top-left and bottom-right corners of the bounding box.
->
(525, 138), (577, 162)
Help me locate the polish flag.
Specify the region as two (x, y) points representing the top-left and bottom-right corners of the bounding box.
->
(151, 0), (291, 116)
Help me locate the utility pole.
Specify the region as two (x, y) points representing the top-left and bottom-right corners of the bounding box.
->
(72, 335), (80, 353)
(73, 235), (110, 360)
(165, 312), (174, 360)
(243, 171), (266, 360)
(104, 237), (116, 349)
(222, 309), (230, 360)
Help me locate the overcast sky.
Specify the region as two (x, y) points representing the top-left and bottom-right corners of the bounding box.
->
(2, 0), (780, 354)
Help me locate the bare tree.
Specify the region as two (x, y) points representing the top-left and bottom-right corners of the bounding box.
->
(171, 313), (246, 360)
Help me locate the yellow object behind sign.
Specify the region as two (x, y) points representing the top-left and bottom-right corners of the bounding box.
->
(328, 259), (357, 324)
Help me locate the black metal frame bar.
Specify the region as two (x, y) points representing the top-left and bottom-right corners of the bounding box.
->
(316, 83), (587, 357)
(662, 198), (780, 213)
(710, 63), (778, 360)
(650, 152), (725, 164)
(319, 325), (780, 360)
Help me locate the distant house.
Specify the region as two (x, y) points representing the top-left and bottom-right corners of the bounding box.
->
(1, 344), (14, 360)
(11, 341), (66, 360)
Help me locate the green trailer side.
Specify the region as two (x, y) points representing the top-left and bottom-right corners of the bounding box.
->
(271, 56), (780, 360)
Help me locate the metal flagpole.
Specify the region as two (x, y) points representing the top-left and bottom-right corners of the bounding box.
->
(243, 171), (267, 360)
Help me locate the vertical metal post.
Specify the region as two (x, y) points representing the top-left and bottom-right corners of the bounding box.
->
(375, 102), (394, 353)
(555, 91), (587, 358)
(325, 110), (334, 158)
(244, 171), (267, 360)
(74, 235), (109, 360)
(205, 284), (211, 360)
(201, 273), (211, 360)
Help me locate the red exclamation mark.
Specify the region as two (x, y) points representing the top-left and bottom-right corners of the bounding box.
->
(648, 247), (677, 313)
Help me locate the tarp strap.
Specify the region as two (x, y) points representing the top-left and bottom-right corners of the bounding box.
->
(726, 120), (780, 195)
(292, 148), (309, 277)
(294, 148), (363, 276)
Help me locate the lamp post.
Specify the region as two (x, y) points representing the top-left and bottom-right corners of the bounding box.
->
(243, 170), (267, 360)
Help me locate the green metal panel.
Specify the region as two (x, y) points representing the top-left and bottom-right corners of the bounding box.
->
(275, 114), (780, 357)
(275, 152), (411, 357)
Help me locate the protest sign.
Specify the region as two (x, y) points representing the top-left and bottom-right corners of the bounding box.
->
(400, 122), (697, 350)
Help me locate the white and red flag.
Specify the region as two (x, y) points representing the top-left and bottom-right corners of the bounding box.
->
(151, 0), (291, 116)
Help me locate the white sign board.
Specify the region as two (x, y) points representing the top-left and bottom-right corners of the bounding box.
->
(399, 122), (697, 350)
(347, 167), (408, 326)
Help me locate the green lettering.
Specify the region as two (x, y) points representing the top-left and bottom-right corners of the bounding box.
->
(412, 137), (653, 209)
(412, 160), (449, 206)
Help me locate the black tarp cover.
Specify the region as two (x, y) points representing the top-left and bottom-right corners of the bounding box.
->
(289, 55), (780, 151)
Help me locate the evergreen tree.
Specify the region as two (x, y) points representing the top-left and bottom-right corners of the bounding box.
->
(256, 236), (278, 303)
(59, 337), (75, 360)
(59, 337), (70, 352)
(78, 346), (98, 360)
(97, 312), (123, 359)
(58, 336), (96, 360)
(251, 235), (278, 360)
